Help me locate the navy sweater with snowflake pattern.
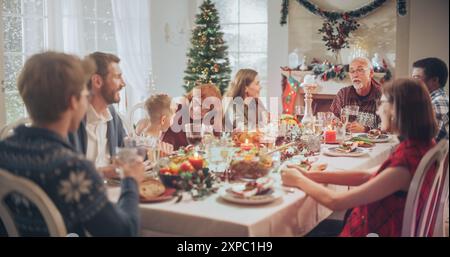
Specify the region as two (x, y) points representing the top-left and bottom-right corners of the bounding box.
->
(0, 125), (140, 236)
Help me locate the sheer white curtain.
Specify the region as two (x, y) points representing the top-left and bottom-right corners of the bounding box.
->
(48, 0), (85, 55)
(111, 0), (152, 113)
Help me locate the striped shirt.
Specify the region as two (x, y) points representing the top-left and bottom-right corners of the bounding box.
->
(330, 80), (382, 130)
(430, 88), (449, 141)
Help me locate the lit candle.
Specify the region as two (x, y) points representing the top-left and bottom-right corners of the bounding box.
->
(188, 152), (204, 170)
(324, 126), (336, 143)
(241, 139), (253, 151)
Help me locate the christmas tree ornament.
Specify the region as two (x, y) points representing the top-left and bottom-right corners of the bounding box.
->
(183, 0), (231, 94)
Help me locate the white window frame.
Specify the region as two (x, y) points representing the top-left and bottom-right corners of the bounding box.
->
(213, 0), (269, 96)
(0, 0), (49, 126)
(0, 0), (118, 127)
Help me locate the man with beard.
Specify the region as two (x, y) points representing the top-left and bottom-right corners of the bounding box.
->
(69, 52), (127, 178)
(330, 57), (382, 133)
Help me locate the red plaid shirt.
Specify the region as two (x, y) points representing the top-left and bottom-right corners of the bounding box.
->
(340, 139), (436, 237)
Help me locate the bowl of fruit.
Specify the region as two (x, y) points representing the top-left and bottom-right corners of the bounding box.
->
(156, 148), (206, 189)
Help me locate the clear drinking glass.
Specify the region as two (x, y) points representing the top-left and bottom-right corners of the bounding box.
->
(313, 117), (324, 136)
(185, 123), (203, 147)
(305, 134), (321, 155)
(342, 105), (359, 137)
(317, 112), (334, 129)
(295, 105), (305, 122)
(340, 108), (349, 128)
(335, 122), (347, 144)
(344, 105), (360, 123)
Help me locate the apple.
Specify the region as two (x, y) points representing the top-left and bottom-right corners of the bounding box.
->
(159, 167), (172, 175)
(169, 162), (181, 174)
(179, 161), (195, 173)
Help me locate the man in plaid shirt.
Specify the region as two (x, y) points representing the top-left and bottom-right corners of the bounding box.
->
(412, 57), (449, 141)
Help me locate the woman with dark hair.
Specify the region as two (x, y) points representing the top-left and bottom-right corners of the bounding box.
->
(282, 78), (438, 237)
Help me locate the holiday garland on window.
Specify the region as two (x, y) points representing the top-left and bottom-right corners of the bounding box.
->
(280, 0), (408, 53)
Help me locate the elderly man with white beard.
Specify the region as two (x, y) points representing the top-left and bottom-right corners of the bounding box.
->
(330, 57), (382, 133)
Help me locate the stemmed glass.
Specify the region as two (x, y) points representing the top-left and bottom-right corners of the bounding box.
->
(340, 109), (349, 129)
(185, 123), (203, 149)
(295, 105), (305, 122)
(313, 117), (324, 136)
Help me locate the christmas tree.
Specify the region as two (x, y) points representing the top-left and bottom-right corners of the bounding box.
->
(183, 0), (232, 95)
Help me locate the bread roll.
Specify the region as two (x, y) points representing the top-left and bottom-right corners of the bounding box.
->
(139, 179), (166, 199)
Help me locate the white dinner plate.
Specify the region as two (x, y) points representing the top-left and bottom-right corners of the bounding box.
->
(323, 147), (369, 157)
(354, 133), (393, 143)
(218, 187), (282, 205)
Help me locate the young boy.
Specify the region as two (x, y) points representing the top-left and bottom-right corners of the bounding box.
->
(136, 94), (175, 155)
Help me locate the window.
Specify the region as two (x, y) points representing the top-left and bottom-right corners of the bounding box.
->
(1, 0), (117, 124)
(213, 0), (268, 96)
(2, 0), (47, 124)
(81, 0), (117, 55)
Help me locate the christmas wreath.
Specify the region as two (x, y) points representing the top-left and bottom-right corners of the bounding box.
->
(281, 0), (408, 53)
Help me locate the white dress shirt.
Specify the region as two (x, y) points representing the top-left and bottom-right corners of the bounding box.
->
(85, 104), (113, 168)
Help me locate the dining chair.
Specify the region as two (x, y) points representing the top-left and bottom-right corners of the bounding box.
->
(401, 140), (449, 237)
(125, 102), (146, 136)
(0, 117), (31, 140)
(0, 168), (67, 237)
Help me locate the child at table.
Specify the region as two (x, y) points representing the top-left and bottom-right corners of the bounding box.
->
(135, 94), (175, 156)
(281, 78), (438, 237)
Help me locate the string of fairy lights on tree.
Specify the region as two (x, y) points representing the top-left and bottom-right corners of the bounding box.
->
(183, 0), (232, 94)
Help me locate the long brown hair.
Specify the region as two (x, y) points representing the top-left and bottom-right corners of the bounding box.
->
(382, 78), (437, 141)
(225, 69), (258, 99)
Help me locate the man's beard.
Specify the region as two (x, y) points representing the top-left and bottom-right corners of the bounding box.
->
(353, 82), (364, 90)
(101, 85), (119, 104)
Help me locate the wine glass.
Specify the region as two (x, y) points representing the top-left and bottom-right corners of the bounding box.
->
(313, 117), (323, 136)
(220, 147), (236, 184)
(201, 124), (215, 151)
(295, 105), (305, 122)
(340, 108), (349, 128)
(185, 123), (203, 148)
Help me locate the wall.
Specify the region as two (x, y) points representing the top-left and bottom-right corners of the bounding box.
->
(267, 0), (289, 106)
(150, 0), (198, 98)
(150, 0), (289, 106)
(288, 0), (397, 68)
(397, 0), (449, 93)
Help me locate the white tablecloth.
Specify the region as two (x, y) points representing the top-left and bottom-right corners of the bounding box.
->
(107, 139), (399, 237)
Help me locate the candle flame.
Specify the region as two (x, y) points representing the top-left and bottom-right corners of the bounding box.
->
(245, 139), (249, 144)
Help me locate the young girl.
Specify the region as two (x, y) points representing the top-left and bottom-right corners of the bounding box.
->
(282, 78), (438, 237)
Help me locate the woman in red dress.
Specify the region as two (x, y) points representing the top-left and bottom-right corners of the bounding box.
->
(281, 78), (438, 237)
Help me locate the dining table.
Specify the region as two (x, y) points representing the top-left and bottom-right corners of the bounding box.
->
(107, 136), (399, 237)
